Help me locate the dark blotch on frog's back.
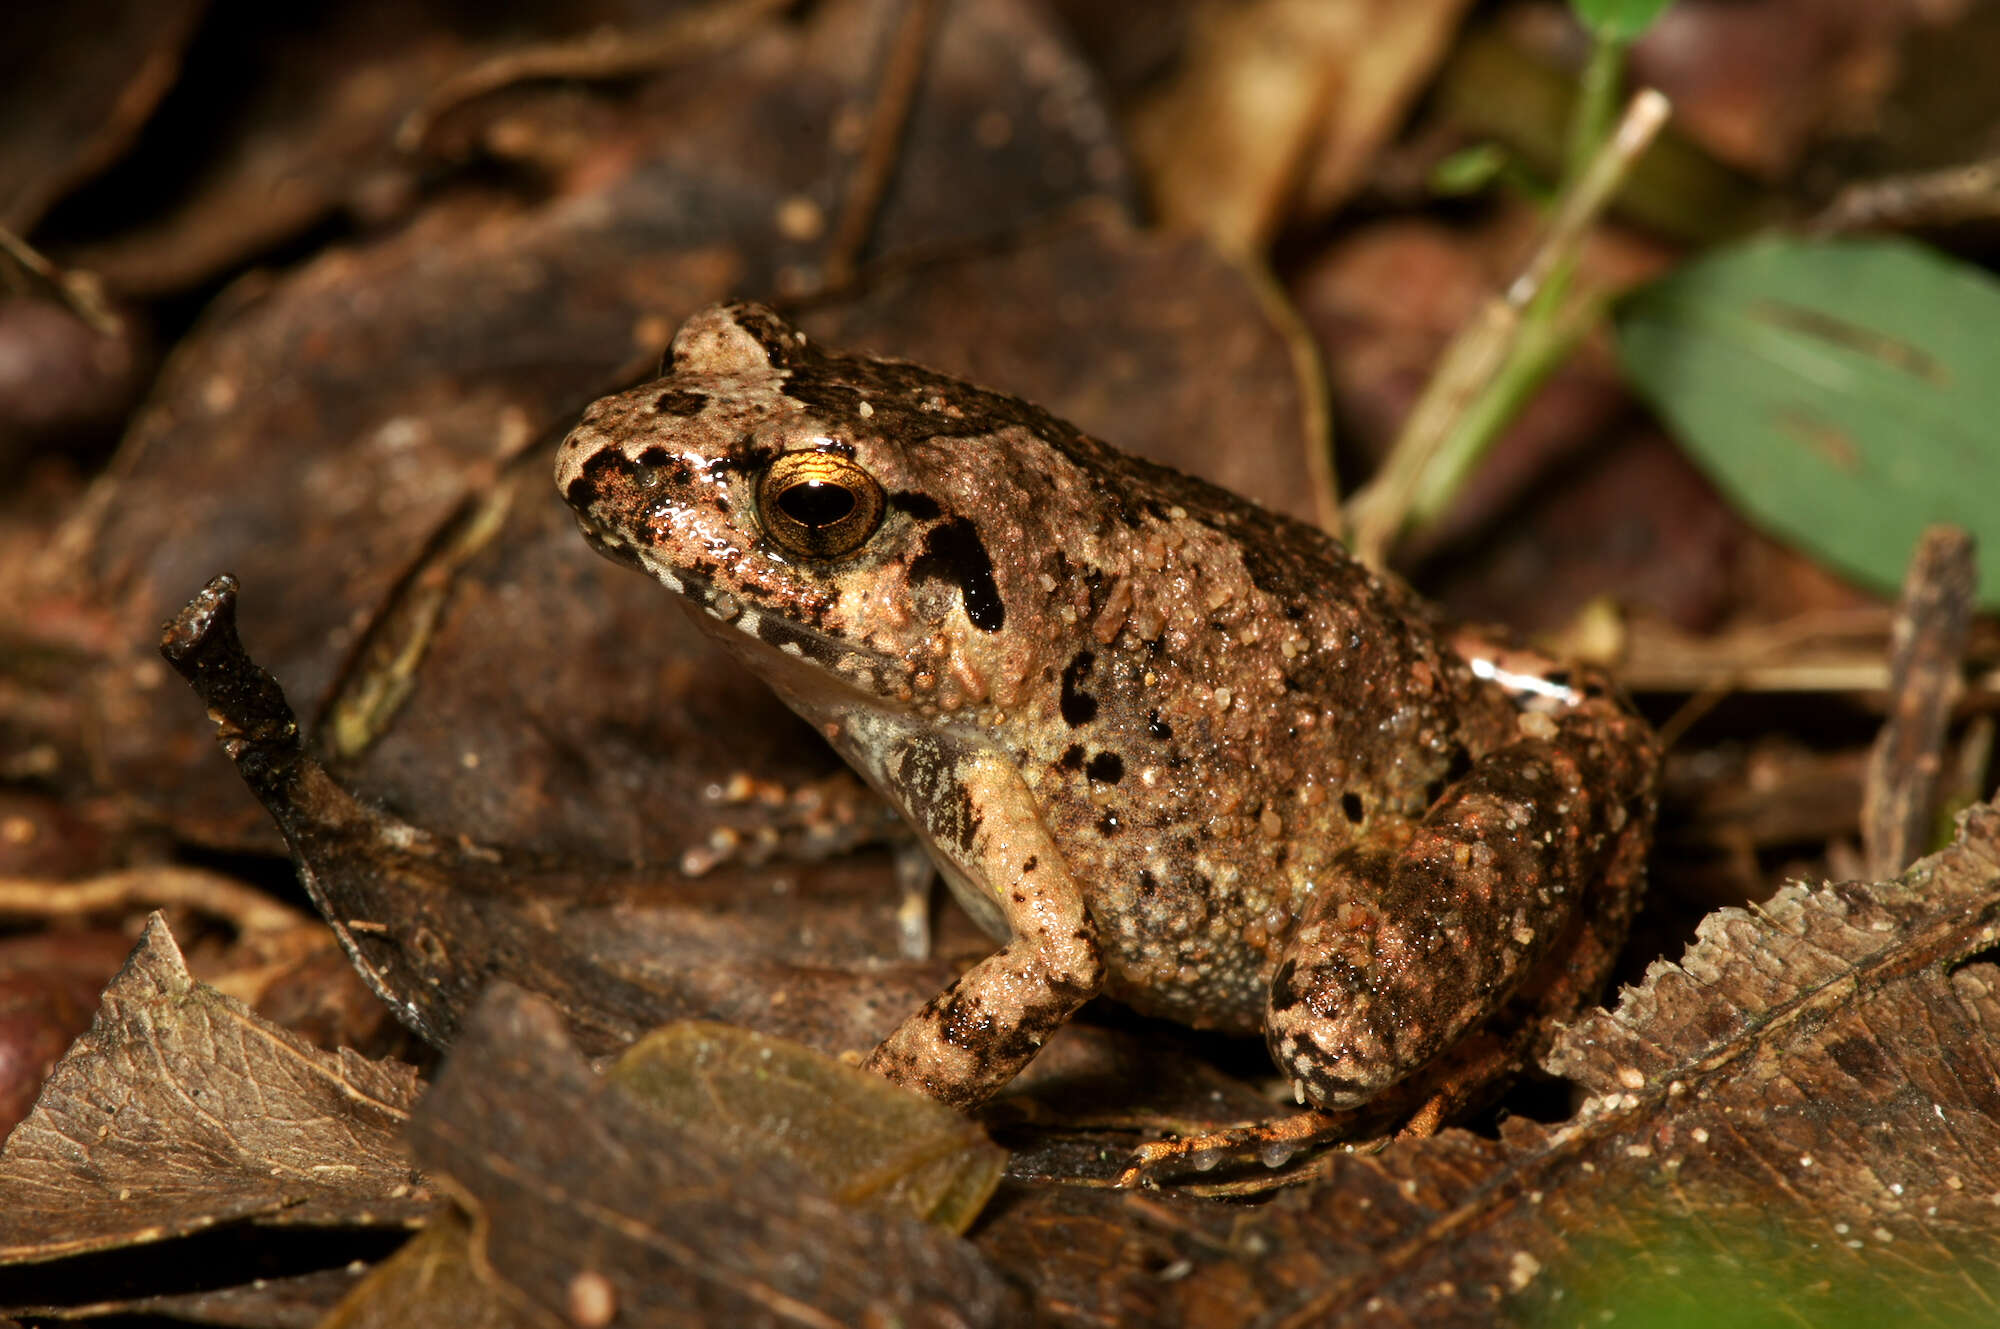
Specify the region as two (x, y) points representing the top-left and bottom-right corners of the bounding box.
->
(1422, 744), (1476, 806)
(1060, 651), (1098, 726)
(654, 389), (708, 416)
(909, 517), (1005, 632)
(890, 491), (942, 519)
(1085, 751), (1124, 784)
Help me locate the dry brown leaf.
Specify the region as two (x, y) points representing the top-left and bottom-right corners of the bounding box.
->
(322, 1213), (534, 1329)
(612, 1021), (1007, 1233)
(977, 798), (2000, 1324)
(409, 984), (1026, 1328)
(0, 0), (206, 233)
(0, 914), (429, 1266)
(1129, 0), (1473, 252)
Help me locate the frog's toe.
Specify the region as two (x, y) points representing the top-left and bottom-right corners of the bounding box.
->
(1264, 987), (1402, 1110)
(1115, 1111), (1346, 1188)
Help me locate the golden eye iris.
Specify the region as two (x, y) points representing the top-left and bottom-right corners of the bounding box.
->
(756, 451), (885, 558)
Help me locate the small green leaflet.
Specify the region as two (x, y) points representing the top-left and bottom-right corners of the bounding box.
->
(1430, 143), (1509, 197)
(1615, 236), (2000, 605)
(1570, 0), (1675, 42)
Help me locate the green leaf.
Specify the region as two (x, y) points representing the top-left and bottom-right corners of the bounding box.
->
(1521, 1214), (2000, 1329)
(609, 1022), (1008, 1234)
(1614, 236), (2000, 605)
(1430, 143), (1510, 196)
(1570, 0), (1675, 42)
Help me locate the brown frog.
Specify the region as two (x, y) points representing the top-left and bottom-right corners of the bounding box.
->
(556, 303), (1658, 1117)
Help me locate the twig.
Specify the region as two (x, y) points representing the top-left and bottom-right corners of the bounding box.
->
(397, 0), (791, 153)
(819, 0), (941, 293)
(1236, 254), (1343, 537)
(0, 868), (315, 937)
(1807, 155), (2000, 236)
(1345, 89), (1670, 566)
(1860, 526), (1977, 878)
(0, 224), (123, 339)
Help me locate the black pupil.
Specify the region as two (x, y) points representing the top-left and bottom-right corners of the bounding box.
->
(777, 480), (856, 527)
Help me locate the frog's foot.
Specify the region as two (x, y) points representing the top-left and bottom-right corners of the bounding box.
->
(677, 769), (901, 876)
(1115, 1056), (1488, 1188)
(1115, 1110), (1351, 1188)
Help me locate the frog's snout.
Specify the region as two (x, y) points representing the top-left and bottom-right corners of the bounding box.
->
(552, 423), (601, 496)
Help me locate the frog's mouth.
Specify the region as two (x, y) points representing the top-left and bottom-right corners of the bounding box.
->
(569, 512), (653, 577)
(569, 507), (708, 601)
(677, 584), (923, 725)
(573, 509), (904, 700)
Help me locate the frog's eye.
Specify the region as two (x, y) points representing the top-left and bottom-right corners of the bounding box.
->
(756, 451), (885, 558)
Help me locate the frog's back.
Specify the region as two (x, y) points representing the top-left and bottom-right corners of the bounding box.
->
(942, 403), (1521, 1031)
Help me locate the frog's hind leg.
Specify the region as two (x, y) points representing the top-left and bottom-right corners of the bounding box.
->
(1266, 713), (1652, 1112)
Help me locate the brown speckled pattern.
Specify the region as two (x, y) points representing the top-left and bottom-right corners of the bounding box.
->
(556, 303), (1659, 1111)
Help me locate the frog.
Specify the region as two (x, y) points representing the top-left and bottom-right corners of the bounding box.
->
(555, 302), (1659, 1120)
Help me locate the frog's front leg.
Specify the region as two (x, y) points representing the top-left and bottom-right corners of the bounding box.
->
(863, 748), (1104, 1110)
(1268, 702), (1654, 1110)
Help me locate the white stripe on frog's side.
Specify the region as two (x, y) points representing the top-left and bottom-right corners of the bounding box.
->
(630, 543), (685, 595)
(628, 541), (790, 640)
(1468, 655), (1580, 707)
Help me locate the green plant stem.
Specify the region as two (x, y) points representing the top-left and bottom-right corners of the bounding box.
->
(1345, 88), (1670, 565)
(1567, 34), (1629, 187)
(1413, 29), (1634, 532)
(1406, 297), (1600, 529)
(1533, 31), (1629, 326)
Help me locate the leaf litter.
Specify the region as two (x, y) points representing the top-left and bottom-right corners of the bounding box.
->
(975, 797), (2000, 1325)
(395, 984), (1024, 1329)
(0, 914), (428, 1319)
(4, 0), (2000, 1324)
(118, 569), (2000, 1322)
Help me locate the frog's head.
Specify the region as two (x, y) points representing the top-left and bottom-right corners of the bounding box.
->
(556, 303), (1095, 720)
